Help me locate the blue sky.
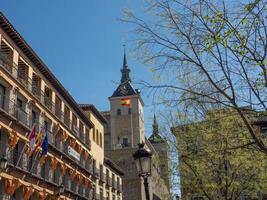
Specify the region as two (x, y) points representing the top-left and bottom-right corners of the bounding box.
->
(0, 0), (158, 136)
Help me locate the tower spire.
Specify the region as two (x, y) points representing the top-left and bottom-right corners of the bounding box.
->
(152, 114), (159, 136)
(120, 45), (131, 83)
(123, 45), (127, 67)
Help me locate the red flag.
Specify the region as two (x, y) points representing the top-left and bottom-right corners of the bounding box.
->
(28, 125), (36, 153)
(120, 98), (131, 107)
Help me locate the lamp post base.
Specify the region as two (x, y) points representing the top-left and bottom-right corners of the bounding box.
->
(144, 177), (150, 200)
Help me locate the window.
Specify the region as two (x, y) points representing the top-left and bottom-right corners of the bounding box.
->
(93, 127), (96, 141)
(72, 114), (78, 135)
(32, 73), (41, 98)
(18, 59), (29, 87)
(106, 169), (110, 184)
(96, 129), (99, 145)
(31, 108), (39, 131)
(106, 192), (110, 200)
(79, 121), (84, 140)
(122, 138), (129, 147)
(16, 97), (27, 126)
(31, 110), (37, 127)
(93, 159), (97, 174)
(100, 133), (102, 147)
(44, 86), (52, 109)
(100, 188), (103, 200)
(63, 173), (69, 189)
(112, 173), (115, 187)
(100, 164), (103, 180)
(0, 40), (13, 72)
(64, 105), (70, 125)
(117, 177), (120, 189)
(85, 128), (90, 145)
(117, 109), (121, 115)
(13, 143), (18, 166)
(55, 95), (62, 119)
(0, 84), (6, 108)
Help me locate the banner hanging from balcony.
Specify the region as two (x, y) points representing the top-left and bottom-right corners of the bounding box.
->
(23, 185), (34, 200)
(120, 98), (131, 107)
(38, 189), (48, 200)
(5, 178), (22, 196)
(60, 163), (67, 175)
(62, 130), (68, 141)
(50, 156), (58, 171)
(8, 131), (19, 150)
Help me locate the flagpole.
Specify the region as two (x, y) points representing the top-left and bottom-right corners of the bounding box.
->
(14, 142), (27, 168)
(28, 151), (41, 174)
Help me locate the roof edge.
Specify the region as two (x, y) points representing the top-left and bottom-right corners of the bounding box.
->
(79, 104), (107, 124)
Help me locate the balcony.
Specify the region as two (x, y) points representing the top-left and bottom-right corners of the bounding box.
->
(64, 116), (70, 128)
(16, 107), (29, 127)
(0, 52), (13, 73)
(32, 85), (41, 100)
(0, 93), (30, 128)
(55, 108), (63, 120)
(72, 124), (79, 136)
(43, 95), (52, 110)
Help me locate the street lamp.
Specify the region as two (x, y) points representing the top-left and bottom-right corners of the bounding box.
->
(0, 155), (7, 171)
(133, 143), (152, 200)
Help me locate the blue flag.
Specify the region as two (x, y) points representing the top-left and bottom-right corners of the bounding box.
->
(40, 132), (48, 157)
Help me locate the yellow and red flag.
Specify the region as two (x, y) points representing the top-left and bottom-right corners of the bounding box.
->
(120, 98), (131, 107)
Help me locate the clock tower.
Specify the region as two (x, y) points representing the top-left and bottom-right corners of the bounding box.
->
(108, 50), (145, 149)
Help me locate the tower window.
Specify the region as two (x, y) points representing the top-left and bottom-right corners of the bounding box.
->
(128, 108), (131, 115)
(122, 138), (129, 147)
(117, 109), (121, 115)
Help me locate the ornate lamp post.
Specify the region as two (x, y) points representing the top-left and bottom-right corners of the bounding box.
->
(133, 143), (152, 200)
(0, 155), (7, 171)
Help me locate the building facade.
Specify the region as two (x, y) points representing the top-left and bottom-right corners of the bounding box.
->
(80, 104), (123, 200)
(102, 52), (170, 200)
(0, 13), (122, 200)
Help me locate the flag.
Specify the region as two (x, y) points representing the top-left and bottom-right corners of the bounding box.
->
(120, 98), (131, 107)
(40, 132), (48, 157)
(34, 128), (43, 153)
(28, 125), (36, 153)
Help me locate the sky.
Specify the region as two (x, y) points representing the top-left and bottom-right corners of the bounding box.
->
(0, 0), (158, 136)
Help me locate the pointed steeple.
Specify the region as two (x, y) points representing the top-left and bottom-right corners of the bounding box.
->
(152, 114), (159, 136)
(120, 46), (131, 83)
(148, 114), (165, 144)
